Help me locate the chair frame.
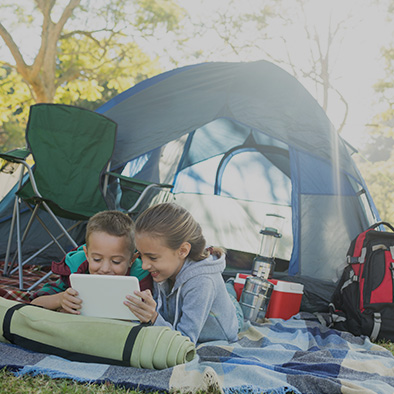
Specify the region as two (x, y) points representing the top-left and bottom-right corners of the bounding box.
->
(3, 156), (80, 290)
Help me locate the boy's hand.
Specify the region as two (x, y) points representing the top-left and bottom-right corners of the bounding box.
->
(59, 287), (82, 314)
(124, 289), (158, 324)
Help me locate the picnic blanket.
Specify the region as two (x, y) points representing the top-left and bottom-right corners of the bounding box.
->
(2, 311), (394, 394)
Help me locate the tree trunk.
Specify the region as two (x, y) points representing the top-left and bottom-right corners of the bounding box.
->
(0, 0), (81, 103)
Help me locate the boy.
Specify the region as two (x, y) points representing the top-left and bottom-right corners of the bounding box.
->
(31, 210), (152, 314)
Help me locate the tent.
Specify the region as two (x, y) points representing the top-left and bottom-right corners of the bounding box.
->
(0, 60), (379, 310)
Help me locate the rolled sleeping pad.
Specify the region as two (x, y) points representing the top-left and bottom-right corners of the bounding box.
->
(0, 297), (195, 369)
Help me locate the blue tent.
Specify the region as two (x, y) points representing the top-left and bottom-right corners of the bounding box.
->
(0, 60), (379, 310)
(97, 60), (378, 282)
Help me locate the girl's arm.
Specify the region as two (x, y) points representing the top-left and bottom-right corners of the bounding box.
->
(125, 278), (218, 344)
(124, 289), (158, 323)
(132, 277), (216, 343)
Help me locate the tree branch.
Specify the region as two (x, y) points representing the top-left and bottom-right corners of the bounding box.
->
(61, 28), (125, 41)
(53, 0), (81, 37)
(331, 84), (349, 134)
(0, 60), (17, 70)
(0, 22), (30, 79)
(31, 0), (56, 77)
(55, 69), (81, 88)
(60, 30), (104, 47)
(31, 0), (80, 78)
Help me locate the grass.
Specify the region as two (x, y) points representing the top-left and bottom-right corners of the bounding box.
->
(1, 342), (393, 394)
(377, 339), (394, 354)
(0, 367), (223, 394)
(0, 368), (146, 394)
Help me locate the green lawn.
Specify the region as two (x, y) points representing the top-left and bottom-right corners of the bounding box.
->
(0, 368), (147, 394)
(0, 367), (223, 394)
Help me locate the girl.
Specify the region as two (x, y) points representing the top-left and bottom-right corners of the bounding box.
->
(125, 202), (239, 344)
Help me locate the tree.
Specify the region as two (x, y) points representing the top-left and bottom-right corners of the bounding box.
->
(356, 151), (394, 223)
(355, 0), (394, 223)
(0, 66), (31, 148)
(0, 0), (186, 151)
(183, 0), (380, 134)
(371, 44), (394, 141)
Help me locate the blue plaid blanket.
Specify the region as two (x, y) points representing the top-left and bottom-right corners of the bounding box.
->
(1, 312), (394, 394)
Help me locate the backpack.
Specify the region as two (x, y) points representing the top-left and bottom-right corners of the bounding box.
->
(329, 222), (394, 342)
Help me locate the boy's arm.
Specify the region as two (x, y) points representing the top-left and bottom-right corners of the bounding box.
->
(31, 287), (82, 314)
(30, 278), (82, 313)
(30, 277), (67, 310)
(31, 292), (63, 310)
(30, 278), (68, 300)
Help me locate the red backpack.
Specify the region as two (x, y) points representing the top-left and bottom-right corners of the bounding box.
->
(329, 222), (394, 341)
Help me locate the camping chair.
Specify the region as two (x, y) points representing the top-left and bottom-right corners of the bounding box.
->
(0, 104), (118, 290)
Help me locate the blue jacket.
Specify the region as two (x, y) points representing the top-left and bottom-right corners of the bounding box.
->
(153, 253), (238, 344)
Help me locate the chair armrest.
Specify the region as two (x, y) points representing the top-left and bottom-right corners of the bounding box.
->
(0, 148), (42, 198)
(106, 171), (173, 214)
(0, 148), (31, 163)
(107, 172), (173, 189)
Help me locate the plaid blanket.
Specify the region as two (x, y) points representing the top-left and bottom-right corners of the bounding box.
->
(0, 260), (55, 302)
(1, 312), (394, 394)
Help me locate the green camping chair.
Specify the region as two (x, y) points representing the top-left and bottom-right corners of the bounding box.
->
(1, 104), (118, 290)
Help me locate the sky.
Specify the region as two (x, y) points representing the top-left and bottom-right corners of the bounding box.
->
(177, 0), (391, 149)
(1, 0), (392, 150)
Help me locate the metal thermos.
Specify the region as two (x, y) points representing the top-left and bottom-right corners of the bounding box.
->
(252, 255), (275, 278)
(239, 265), (274, 326)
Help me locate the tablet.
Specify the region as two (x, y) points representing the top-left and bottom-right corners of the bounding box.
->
(69, 274), (140, 321)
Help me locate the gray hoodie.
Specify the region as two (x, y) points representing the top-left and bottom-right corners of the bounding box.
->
(153, 253), (239, 344)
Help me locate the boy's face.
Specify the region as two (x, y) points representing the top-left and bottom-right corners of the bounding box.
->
(84, 231), (133, 276)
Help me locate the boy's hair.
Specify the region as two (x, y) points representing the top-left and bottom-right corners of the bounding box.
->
(135, 203), (222, 261)
(86, 210), (135, 253)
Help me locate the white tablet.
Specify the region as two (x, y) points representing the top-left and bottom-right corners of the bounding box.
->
(69, 274), (140, 321)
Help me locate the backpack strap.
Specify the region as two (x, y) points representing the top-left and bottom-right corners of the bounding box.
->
(314, 312), (328, 327)
(349, 229), (369, 264)
(327, 303), (347, 328)
(341, 269), (358, 292)
(370, 312), (382, 342)
(369, 222), (394, 232)
(347, 247), (367, 264)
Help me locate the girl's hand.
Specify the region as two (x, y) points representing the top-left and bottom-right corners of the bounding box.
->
(124, 289), (158, 324)
(59, 287), (82, 314)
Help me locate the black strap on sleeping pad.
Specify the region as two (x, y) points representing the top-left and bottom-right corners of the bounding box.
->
(2, 303), (38, 343)
(122, 321), (152, 364)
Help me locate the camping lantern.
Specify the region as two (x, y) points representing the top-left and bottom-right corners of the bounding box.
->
(252, 214), (285, 278)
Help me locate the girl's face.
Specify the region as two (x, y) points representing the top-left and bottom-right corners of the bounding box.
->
(84, 231), (133, 276)
(135, 233), (191, 283)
